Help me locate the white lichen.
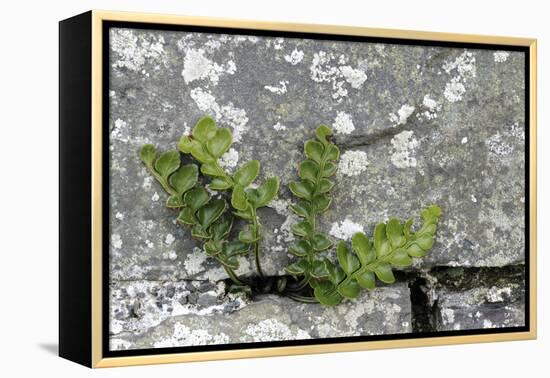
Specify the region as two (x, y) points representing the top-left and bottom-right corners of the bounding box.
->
(333, 111), (355, 134)
(390, 104), (415, 125)
(244, 319), (310, 342)
(111, 234), (123, 249)
(338, 150), (368, 176)
(340, 65), (368, 88)
(111, 119), (128, 142)
(184, 248), (207, 275)
(493, 51), (510, 63)
(486, 132), (514, 156)
(154, 323), (230, 348)
(461, 137), (468, 144)
(181, 48), (236, 85)
(444, 78), (466, 103)
(218, 148), (239, 172)
(284, 49), (304, 65)
(189, 88), (249, 142)
(273, 122), (287, 131)
(390, 130), (419, 168)
(165, 234), (175, 245)
(329, 219), (364, 240)
(110, 29), (165, 73)
(442, 51), (476, 103)
(264, 81), (288, 95)
(152, 192), (160, 201)
(419, 95), (441, 120)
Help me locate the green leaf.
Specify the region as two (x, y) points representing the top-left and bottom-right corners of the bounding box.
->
(233, 209), (252, 220)
(407, 243), (427, 258)
(206, 128), (232, 158)
(238, 229), (258, 243)
(325, 259), (346, 285)
(196, 199), (226, 229)
(422, 205), (442, 222)
(209, 216), (233, 241)
(288, 240), (311, 257)
(177, 135), (197, 154)
(184, 187), (210, 211)
(337, 241), (360, 274)
(374, 263), (395, 283)
(325, 144), (340, 161)
(374, 223), (391, 257)
(200, 163), (223, 177)
(314, 281), (342, 307)
(351, 232), (376, 265)
(223, 241), (249, 257)
(191, 224), (210, 239)
(190, 143), (213, 163)
(154, 150), (180, 179)
(322, 162), (337, 177)
(289, 180), (314, 200)
(192, 116), (217, 143)
(289, 200), (311, 218)
(304, 140), (324, 163)
(166, 195), (184, 208)
(231, 185), (248, 211)
(315, 124), (333, 145)
(354, 269), (376, 290)
(403, 218), (413, 238)
(312, 194), (331, 213)
(208, 177), (233, 190)
(170, 164), (198, 196)
(249, 177), (279, 208)
(218, 254), (239, 269)
(291, 220), (313, 237)
(139, 144), (157, 166)
(310, 260), (329, 278)
(386, 218), (406, 248)
(285, 259), (310, 275)
(337, 279), (360, 299)
(390, 248), (413, 267)
(204, 240), (223, 256)
(298, 160), (318, 182)
(234, 160), (260, 187)
(317, 178), (334, 193)
(177, 207), (197, 225)
(415, 233), (435, 250)
(311, 233), (333, 251)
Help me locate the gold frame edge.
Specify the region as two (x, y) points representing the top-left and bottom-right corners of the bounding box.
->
(89, 9), (537, 368)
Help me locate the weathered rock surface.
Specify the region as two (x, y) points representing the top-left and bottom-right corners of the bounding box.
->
(107, 27), (527, 349)
(426, 267), (525, 331)
(110, 281), (411, 350)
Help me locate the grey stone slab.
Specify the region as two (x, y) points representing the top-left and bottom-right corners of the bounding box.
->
(108, 27), (525, 282)
(109, 281), (411, 350)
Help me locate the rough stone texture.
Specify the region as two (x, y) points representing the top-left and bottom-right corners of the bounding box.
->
(107, 27), (526, 350)
(110, 282), (411, 350)
(426, 267), (525, 331)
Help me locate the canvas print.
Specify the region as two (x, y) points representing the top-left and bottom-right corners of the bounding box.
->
(107, 26), (526, 352)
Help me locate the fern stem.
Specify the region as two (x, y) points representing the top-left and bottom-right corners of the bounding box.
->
(285, 293), (319, 303)
(224, 265), (246, 285)
(251, 207), (265, 278)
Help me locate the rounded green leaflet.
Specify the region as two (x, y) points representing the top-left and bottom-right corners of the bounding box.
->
(200, 162), (224, 177)
(374, 263), (395, 283)
(249, 177), (279, 208)
(209, 216), (233, 241)
(177, 207), (197, 225)
(208, 177), (233, 190)
(196, 198), (226, 229)
(386, 218), (406, 248)
(184, 187), (210, 211)
(206, 128), (233, 158)
(315, 124), (332, 145)
(351, 232), (376, 265)
(238, 228), (258, 243)
(354, 269), (376, 290)
(285, 258), (310, 275)
(337, 278), (360, 299)
(304, 140), (324, 163)
(415, 233), (435, 250)
(289, 200), (312, 218)
(190, 143), (213, 163)
(298, 160), (319, 182)
(169, 164), (198, 196)
(192, 116), (217, 143)
(231, 185), (248, 211)
(317, 178), (334, 193)
(288, 239), (312, 257)
(234, 160), (260, 187)
(374, 223), (392, 257)
(154, 150), (180, 179)
(291, 220), (313, 237)
(407, 243), (427, 257)
(177, 135), (197, 154)
(313, 281), (342, 307)
(223, 240), (250, 256)
(139, 144), (157, 166)
(166, 195), (184, 208)
(289, 180), (314, 200)
(311, 233), (332, 251)
(311, 194), (331, 213)
(204, 240), (223, 256)
(390, 248), (413, 267)
(325, 144), (340, 161)
(322, 161), (337, 177)
(309, 260), (329, 278)
(337, 241), (360, 274)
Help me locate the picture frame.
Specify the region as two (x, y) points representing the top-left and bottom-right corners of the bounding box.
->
(59, 10), (537, 368)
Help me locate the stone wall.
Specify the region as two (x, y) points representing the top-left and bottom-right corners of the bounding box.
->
(107, 27), (526, 350)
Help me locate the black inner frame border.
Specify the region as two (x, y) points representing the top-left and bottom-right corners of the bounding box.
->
(102, 20), (531, 359)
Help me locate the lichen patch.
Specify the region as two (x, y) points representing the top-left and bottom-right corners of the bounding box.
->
(333, 111), (355, 134)
(338, 150), (368, 176)
(390, 130), (419, 168)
